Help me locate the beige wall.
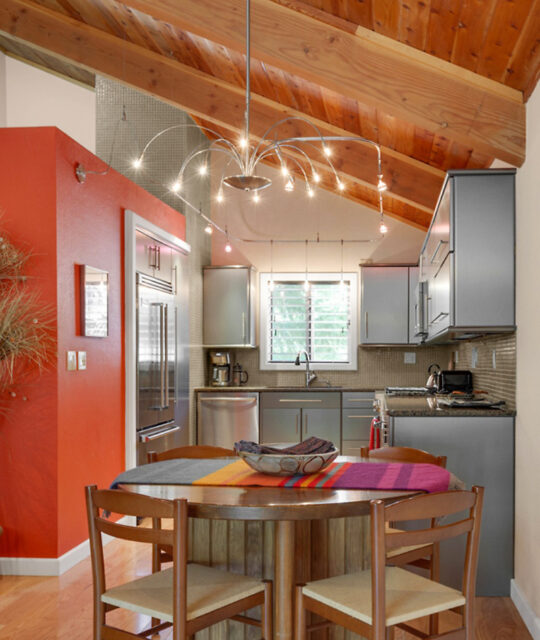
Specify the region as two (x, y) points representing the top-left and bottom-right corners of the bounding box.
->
(515, 82), (540, 632)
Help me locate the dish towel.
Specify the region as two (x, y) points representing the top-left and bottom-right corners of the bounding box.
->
(235, 436), (335, 455)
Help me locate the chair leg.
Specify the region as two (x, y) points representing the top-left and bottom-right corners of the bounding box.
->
(262, 580), (273, 639)
(385, 626), (395, 640)
(294, 585), (306, 640)
(429, 543), (440, 635)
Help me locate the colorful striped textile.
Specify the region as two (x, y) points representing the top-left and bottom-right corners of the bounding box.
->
(193, 459), (451, 493)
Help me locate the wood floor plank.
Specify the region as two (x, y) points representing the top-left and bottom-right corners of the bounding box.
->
(0, 532), (533, 640)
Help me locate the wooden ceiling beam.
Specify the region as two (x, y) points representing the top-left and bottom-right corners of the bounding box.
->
(119, 0), (526, 166)
(0, 0), (439, 226)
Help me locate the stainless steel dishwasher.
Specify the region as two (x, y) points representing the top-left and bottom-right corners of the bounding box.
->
(197, 392), (259, 448)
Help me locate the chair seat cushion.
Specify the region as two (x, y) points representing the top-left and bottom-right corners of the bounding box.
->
(386, 526), (432, 559)
(302, 566), (465, 627)
(102, 563), (264, 623)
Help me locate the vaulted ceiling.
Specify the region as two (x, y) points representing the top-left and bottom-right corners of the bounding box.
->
(0, 0), (538, 230)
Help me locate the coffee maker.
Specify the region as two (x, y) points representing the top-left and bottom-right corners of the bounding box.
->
(208, 351), (231, 386)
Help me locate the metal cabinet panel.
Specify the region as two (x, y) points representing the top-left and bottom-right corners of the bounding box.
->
(342, 391), (375, 407)
(303, 408), (340, 444)
(408, 267), (422, 344)
(391, 415), (514, 596)
(261, 392), (340, 409)
(260, 408), (300, 444)
(427, 252), (451, 339)
(342, 413), (373, 440)
(203, 266), (256, 347)
(136, 230), (173, 282)
(453, 173), (515, 328)
(361, 267), (409, 344)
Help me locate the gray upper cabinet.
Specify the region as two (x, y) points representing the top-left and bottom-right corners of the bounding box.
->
(419, 169), (515, 342)
(135, 229), (173, 283)
(203, 266), (257, 347)
(361, 266), (410, 344)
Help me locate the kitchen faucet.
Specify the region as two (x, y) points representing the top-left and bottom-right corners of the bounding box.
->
(295, 350), (317, 387)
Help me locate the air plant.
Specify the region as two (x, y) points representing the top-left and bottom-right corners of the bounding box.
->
(0, 233), (55, 396)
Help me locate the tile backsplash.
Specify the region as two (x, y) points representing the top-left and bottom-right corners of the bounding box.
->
(214, 332), (516, 409)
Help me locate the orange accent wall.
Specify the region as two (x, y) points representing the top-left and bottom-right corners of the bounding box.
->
(0, 127), (185, 558)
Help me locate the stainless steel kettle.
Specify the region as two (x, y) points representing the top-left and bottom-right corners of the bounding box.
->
(426, 363), (441, 391)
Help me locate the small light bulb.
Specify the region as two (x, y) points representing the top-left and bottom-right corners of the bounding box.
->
(132, 158), (142, 168)
(337, 179), (345, 191)
(204, 224), (213, 235)
(285, 178), (294, 192)
(313, 172), (320, 183)
(199, 164), (208, 176)
(323, 145), (332, 157)
(171, 181), (181, 192)
(239, 137), (247, 149)
(253, 192), (260, 203)
(281, 165), (289, 177)
(379, 221), (388, 234)
(307, 186), (315, 198)
(225, 242), (232, 253)
(377, 175), (387, 192)
(216, 189), (224, 203)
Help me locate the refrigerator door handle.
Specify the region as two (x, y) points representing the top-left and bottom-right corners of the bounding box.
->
(164, 304), (169, 408)
(140, 424), (181, 442)
(159, 303), (165, 410)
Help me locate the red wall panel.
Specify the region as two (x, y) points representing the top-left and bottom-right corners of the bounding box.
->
(0, 127), (185, 559)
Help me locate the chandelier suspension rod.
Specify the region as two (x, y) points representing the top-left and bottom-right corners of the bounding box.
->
(244, 0), (251, 169)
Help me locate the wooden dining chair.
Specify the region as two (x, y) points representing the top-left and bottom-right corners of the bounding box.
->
(147, 445), (236, 463)
(85, 485), (272, 640)
(360, 445), (447, 468)
(295, 486), (484, 640)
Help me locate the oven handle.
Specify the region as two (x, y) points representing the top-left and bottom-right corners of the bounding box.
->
(139, 425), (180, 442)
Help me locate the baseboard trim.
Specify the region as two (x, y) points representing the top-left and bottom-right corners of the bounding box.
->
(511, 579), (540, 640)
(0, 516), (134, 577)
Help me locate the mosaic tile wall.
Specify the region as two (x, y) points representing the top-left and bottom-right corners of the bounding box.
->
(453, 333), (516, 409)
(95, 77), (211, 440)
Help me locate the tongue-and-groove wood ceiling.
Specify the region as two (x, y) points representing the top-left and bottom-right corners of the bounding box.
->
(0, 0), (538, 230)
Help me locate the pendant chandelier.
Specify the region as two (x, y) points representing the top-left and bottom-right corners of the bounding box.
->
(132, 0), (388, 232)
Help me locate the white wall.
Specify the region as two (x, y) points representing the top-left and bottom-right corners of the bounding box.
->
(514, 82), (540, 639)
(3, 56), (95, 152)
(209, 159), (425, 270)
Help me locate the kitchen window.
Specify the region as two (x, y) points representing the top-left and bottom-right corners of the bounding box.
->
(259, 273), (358, 371)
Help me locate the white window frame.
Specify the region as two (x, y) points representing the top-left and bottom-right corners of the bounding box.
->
(259, 272), (358, 371)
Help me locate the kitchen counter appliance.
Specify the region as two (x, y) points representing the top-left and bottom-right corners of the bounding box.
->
(198, 392), (259, 448)
(209, 350), (232, 386)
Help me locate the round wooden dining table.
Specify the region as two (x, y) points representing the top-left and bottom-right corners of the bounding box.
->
(119, 458), (417, 640)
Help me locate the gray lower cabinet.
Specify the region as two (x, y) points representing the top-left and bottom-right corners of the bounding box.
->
(342, 391), (376, 454)
(390, 415), (514, 596)
(260, 392), (340, 446)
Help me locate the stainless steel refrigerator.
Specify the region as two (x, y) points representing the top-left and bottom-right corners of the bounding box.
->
(136, 251), (189, 465)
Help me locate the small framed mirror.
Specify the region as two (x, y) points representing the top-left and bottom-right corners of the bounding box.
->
(80, 265), (109, 337)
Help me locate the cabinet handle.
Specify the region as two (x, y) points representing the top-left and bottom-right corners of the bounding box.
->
(430, 240), (448, 264)
(279, 399), (322, 403)
(241, 312), (246, 342)
(304, 414), (308, 434)
(364, 311), (368, 339)
(295, 414), (299, 434)
(347, 415), (374, 419)
(156, 245), (161, 270)
(430, 311), (449, 325)
(348, 398), (374, 403)
(148, 245), (157, 269)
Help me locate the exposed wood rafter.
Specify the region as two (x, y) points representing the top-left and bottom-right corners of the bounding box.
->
(0, 0), (438, 228)
(118, 0), (526, 166)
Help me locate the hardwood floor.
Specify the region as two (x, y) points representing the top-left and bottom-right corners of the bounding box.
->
(0, 534), (532, 640)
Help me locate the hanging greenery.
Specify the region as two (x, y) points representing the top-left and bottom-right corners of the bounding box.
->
(0, 232), (55, 397)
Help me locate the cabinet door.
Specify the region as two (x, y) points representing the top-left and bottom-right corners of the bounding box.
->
(261, 408), (301, 444)
(361, 267), (409, 344)
(408, 266), (422, 344)
(203, 268), (250, 346)
(154, 243), (173, 283)
(427, 253), (451, 339)
(302, 408), (340, 445)
(136, 230), (158, 277)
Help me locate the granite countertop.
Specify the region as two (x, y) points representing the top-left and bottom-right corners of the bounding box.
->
(385, 396), (516, 417)
(194, 386), (378, 392)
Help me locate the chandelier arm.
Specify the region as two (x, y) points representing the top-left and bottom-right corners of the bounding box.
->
(175, 146), (239, 183)
(136, 123), (244, 162)
(257, 143), (315, 181)
(259, 140), (341, 182)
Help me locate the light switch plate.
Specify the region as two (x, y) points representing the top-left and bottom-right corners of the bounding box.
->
(67, 351), (77, 371)
(404, 352), (416, 364)
(77, 351), (87, 370)
(454, 350), (459, 364)
(492, 349), (497, 369)
(471, 347), (478, 369)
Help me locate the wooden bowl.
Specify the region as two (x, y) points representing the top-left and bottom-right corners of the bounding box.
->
(237, 444), (339, 476)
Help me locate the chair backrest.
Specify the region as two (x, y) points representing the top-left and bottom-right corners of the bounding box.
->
(85, 485), (189, 635)
(370, 486), (484, 637)
(147, 445), (236, 463)
(360, 446), (447, 468)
